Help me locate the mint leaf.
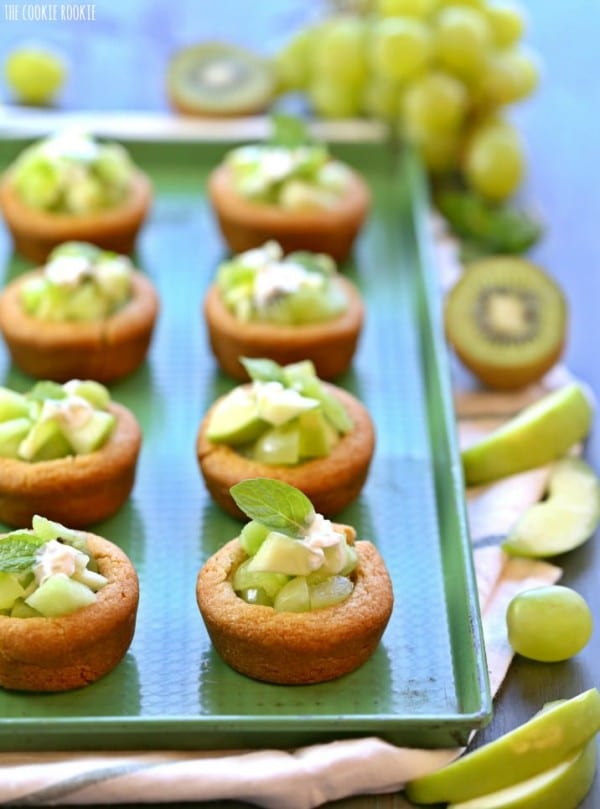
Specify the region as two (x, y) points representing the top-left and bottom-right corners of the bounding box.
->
(230, 479), (315, 537)
(269, 114), (309, 149)
(0, 532), (45, 572)
(241, 357), (286, 384)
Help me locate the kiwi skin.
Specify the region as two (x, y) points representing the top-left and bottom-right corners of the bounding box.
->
(444, 257), (568, 391)
(167, 41), (274, 118)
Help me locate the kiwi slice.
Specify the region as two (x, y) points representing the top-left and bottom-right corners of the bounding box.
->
(445, 256), (567, 390)
(167, 42), (275, 117)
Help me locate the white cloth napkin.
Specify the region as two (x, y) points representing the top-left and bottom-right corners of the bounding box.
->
(0, 381), (565, 808)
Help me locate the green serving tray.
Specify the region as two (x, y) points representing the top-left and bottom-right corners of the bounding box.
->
(0, 136), (491, 751)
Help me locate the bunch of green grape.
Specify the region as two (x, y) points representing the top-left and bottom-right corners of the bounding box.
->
(273, 0), (539, 202)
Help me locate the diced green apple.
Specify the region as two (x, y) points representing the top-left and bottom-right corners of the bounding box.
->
(232, 558), (289, 599)
(0, 571), (26, 610)
(18, 418), (70, 461)
(238, 520), (271, 555)
(0, 388), (30, 421)
(63, 379), (111, 410)
(25, 573), (96, 617)
(252, 422), (300, 465)
(273, 576), (311, 612)
(309, 575), (354, 610)
(298, 408), (331, 458)
(10, 598), (43, 618)
(59, 409), (116, 455)
(207, 388), (266, 445)
(248, 532), (321, 576)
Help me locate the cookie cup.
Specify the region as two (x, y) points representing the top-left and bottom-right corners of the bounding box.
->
(197, 536), (393, 684)
(0, 402), (141, 528)
(0, 533), (139, 692)
(208, 163), (370, 263)
(0, 169), (152, 264)
(197, 385), (375, 519)
(204, 276), (364, 381)
(0, 270), (159, 383)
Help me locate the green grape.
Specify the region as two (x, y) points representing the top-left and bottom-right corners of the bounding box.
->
(507, 585), (593, 662)
(309, 78), (363, 118)
(376, 0), (435, 18)
(434, 6), (492, 82)
(369, 17), (433, 83)
(4, 45), (66, 105)
(312, 16), (368, 86)
(486, 1), (527, 48)
(401, 71), (468, 138)
(463, 119), (525, 201)
(436, 0), (486, 8)
(362, 76), (404, 121)
(273, 26), (317, 92)
(416, 128), (460, 173)
(476, 46), (541, 107)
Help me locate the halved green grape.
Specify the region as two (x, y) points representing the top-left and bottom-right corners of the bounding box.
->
(309, 575), (354, 610)
(239, 587), (272, 606)
(232, 558), (290, 599)
(362, 76), (404, 121)
(507, 586), (593, 662)
(273, 26), (317, 92)
(369, 17), (433, 83)
(308, 78), (363, 118)
(4, 45), (66, 105)
(476, 46), (541, 107)
(252, 422), (301, 465)
(435, 6), (492, 82)
(463, 120), (525, 201)
(238, 520), (271, 555)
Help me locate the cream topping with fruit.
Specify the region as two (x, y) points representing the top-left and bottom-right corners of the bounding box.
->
(0, 516), (107, 618)
(20, 241), (133, 322)
(38, 394), (94, 430)
(10, 129), (135, 214)
(216, 241), (347, 325)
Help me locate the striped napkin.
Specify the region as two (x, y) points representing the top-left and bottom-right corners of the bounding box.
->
(0, 373), (566, 808)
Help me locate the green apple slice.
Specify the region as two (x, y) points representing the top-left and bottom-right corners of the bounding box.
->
(206, 388), (266, 445)
(503, 458), (600, 557)
(25, 573), (96, 617)
(404, 688), (600, 805)
(248, 532), (321, 576)
(461, 383), (593, 486)
(447, 737), (597, 809)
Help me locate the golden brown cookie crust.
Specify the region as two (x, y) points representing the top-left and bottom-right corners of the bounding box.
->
(208, 163), (370, 263)
(0, 402), (142, 528)
(196, 536), (393, 684)
(0, 269), (159, 383)
(204, 275), (364, 381)
(0, 533), (139, 692)
(197, 385), (375, 519)
(0, 169), (152, 264)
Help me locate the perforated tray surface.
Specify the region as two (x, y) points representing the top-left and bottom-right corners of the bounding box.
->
(0, 138), (491, 751)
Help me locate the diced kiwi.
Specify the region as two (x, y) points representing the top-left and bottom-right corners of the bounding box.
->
(25, 572), (97, 617)
(167, 42), (275, 117)
(445, 257), (567, 390)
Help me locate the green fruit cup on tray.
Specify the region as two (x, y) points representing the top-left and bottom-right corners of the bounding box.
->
(207, 114), (370, 262)
(0, 129), (153, 263)
(204, 240), (365, 380)
(196, 358), (375, 519)
(0, 514), (139, 692)
(0, 240), (159, 383)
(196, 478), (393, 684)
(0, 378), (141, 527)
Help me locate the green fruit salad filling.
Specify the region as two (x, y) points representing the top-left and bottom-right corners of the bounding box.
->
(230, 478), (358, 612)
(0, 515), (107, 618)
(225, 114), (351, 210)
(217, 240), (347, 325)
(11, 128), (134, 214)
(0, 379), (115, 462)
(206, 358), (353, 466)
(20, 241), (133, 322)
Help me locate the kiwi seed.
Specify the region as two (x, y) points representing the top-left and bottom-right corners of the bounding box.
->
(444, 256), (567, 390)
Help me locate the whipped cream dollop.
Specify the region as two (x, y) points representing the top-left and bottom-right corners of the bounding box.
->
(33, 539), (89, 585)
